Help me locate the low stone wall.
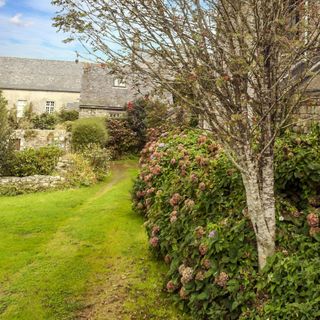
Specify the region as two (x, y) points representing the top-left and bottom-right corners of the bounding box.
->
(0, 175), (66, 195)
(13, 129), (71, 151)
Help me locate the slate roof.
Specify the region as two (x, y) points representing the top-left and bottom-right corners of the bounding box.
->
(79, 63), (137, 109)
(0, 56), (83, 93)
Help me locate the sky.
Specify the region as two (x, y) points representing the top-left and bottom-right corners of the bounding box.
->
(0, 0), (83, 61)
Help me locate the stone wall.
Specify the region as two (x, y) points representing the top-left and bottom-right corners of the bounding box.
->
(13, 129), (71, 151)
(0, 175), (66, 195)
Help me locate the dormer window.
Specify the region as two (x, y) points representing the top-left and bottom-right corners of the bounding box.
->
(113, 78), (126, 88)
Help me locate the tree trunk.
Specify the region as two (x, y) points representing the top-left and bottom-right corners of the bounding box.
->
(242, 156), (276, 270)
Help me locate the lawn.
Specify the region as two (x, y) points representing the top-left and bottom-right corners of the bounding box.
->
(0, 161), (187, 320)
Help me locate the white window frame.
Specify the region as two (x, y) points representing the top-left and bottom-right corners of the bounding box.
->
(113, 78), (126, 88)
(16, 100), (27, 118)
(45, 101), (55, 114)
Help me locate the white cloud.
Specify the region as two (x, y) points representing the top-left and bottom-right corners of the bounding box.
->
(0, 12), (81, 61)
(9, 13), (34, 27)
(0, 0), (5, 8)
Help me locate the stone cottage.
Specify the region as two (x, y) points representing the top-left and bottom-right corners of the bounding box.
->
(0, 56), (141, 118)
(0, 57), (82, 116)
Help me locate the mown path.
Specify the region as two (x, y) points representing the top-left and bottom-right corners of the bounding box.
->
(0, 161), (187, 320)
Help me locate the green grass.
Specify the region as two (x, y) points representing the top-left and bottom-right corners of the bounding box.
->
(0, 161), (187, 320)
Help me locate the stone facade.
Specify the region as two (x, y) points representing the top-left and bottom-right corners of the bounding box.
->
(13, 129), (71, 151)
(2, 89), (80, 115)
(0, 57), (82, 116)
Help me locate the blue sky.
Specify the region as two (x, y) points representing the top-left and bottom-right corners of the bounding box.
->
(0, 0), (83, 61)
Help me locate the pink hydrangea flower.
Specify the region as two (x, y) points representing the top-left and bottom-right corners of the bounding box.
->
(170, 193), (182, 206)
(166, 280), (176, 292)
(307, 212), (319, 227)
(149, 237), (159, 247)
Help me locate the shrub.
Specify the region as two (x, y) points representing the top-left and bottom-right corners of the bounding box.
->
(32, 113), (58, 130)
(132, 129), (320, 319)
(7, 146), (63, 177)
(0, 91), (14, 176)
(62, 153), (97, 186)
(79, 144), (110, 180)
(58, 109), (79, 122)
(126, 98), (147, 149)
(106, 118), (140, 158)
(107, 98), (169, 158)
(72, 117), (107, 151)
(275, 126), (320, 209)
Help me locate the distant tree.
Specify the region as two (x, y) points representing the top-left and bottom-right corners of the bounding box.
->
(53, 0), (320, 269)
(0, 91), (13, 175)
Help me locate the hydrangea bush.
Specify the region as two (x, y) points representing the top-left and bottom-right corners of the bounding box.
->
(132, 129), (320, 319)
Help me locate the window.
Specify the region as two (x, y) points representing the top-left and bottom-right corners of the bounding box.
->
(16, 100), (27, 118)
(109, 113), (122, 118)
(45, 101), (55, 113)
(113, 78), (126, 88)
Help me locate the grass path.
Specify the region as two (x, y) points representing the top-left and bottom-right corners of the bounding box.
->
(0, 161), (187, 320)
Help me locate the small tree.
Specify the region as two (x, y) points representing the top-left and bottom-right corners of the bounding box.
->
(53, 0), (320, 269)
(0, 91), (13, 175)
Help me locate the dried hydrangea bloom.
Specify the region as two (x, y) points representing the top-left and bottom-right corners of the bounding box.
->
(151, 165), (162, 175)
(202, 259), (211, 269)
(309, 226), (320, 237)
(190, 173), (198, 183)
(290, 210), (301, 218)
(170, 214), (178, 223)
(195, 271), (205, 281)
(151, 225), (160, 236)
(179, 287), (188, 300)
(181, 267), (194, 285)
(199, 182), (206, 191)
(208, 143), (219, 153)
(178, 264), (186, 275)
(147, 187), (156, 195)
(164, 255), (171, 264)
(170, 193), (182, 206)
(195, 226), (206, 238)
(198, 135), (207, 144)
(185, 199), (195, 209)
(199, 244), (208, 256)
(214, 272), (229, 287)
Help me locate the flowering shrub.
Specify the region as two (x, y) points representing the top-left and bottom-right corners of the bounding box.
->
(132, 129), (320, 319)
(105, 118), (140, 158)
